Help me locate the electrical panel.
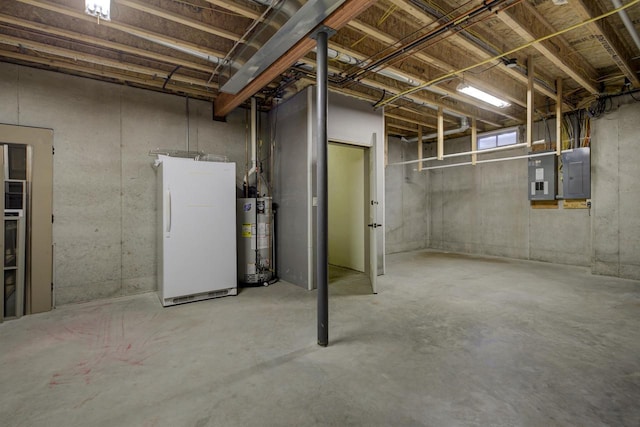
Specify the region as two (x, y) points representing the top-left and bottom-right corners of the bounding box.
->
(562, 147), (591, 199)
(528, 153), (557, 201)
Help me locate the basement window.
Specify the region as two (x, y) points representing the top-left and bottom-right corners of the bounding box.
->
(477, 127), (519, 150)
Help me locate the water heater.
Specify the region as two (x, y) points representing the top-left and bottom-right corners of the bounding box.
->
(237, 197), (275, 285)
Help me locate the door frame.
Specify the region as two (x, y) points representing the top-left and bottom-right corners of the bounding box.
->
(327, 141), (368, 274)
(313, 138), (378, 293)
(0, 124), (53, 314)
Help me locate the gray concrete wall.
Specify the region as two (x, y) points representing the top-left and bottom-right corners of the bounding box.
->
(384, 136), (429, 254)
(272, 90), (311, 288)
(385, 106), (640, 280)
(426, 124), (592, 266)
(0, 62), (248, 304)
(591, 100), (640, 280)
(385, 118), (593, 267)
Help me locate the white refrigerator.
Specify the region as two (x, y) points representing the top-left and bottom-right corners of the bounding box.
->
(156, 156), (237, 306)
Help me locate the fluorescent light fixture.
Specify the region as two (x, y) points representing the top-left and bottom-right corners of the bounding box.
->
(85, 0), (111, 20)
(457, 83), (511, 108)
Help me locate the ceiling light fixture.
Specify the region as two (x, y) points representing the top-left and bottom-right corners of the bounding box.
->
(85, 0), (111, 20)
(457, 83), (511, 108)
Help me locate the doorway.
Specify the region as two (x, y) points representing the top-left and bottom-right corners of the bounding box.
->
(328, 142), (372, 295)
(0, 124), (53, 320)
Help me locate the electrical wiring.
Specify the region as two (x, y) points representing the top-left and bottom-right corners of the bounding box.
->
(464, 60), (502, 75)
(628, 87), (640, 102)
(375, 0), (640, 109)
(343, 0), (508, 81)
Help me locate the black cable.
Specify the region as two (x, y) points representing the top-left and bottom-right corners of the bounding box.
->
(163, 65), (182, 89)
(373, 89), (387, 107)
(465, 61), (501, 75)
(628, 87), (640, 102)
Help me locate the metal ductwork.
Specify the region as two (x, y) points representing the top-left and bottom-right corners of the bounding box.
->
(402, 116), (470, 143)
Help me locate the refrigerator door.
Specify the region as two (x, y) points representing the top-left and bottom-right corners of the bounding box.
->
(161, 157), (236, 302)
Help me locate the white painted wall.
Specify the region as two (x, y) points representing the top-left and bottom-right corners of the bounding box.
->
(328, 144), (365, 272)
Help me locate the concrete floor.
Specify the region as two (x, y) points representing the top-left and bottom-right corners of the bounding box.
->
(1, 250), (639, 426)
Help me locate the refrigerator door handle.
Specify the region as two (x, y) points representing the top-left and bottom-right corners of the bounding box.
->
(166, 190), (172, 233)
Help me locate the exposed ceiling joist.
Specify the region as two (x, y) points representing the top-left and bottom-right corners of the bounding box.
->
(496, 1), (599, 94)
(15, 0), (226, 59)
(383, 0), (568, 106)
(385, 113), (436, 130)
(114, 0), (244, 42)
(0, 50), (217, 99)
(203, 0), (263, 21)
(2, 0), (633, 131)
(0, 13), (213, 74)
(567, 0), (640, 87)
(0, 33), (214, 89)
(334, 25), (527, 117)
(385, 121), (419, 133)
(388, 0), (575, 110)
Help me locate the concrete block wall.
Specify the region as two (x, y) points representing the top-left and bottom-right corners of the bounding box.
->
(0, 63), (248, 305)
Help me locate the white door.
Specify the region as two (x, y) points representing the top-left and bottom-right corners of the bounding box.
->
(163, 158), (236, 298)
(368, 136), (378, 294)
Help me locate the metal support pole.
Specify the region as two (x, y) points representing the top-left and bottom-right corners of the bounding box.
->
(316, 29), (329, 347)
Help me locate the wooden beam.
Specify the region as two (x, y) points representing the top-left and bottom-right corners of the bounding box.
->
(0, 51), (217, 99)
(354, 74), (504, 127)
(556, 78), (562, 156)
(437, 107), (444, 160)
(527, 56), (534, 147)
(0, 13), (214, 74)
(385, 120), (422, 133)
(0, 34), (215, 89)
(385, 113), (436, 130)
(115, 0), (243, 42)
(346, 19), (528, 112)
(203, 0), (263, 21)
(213, 0), (378, 118)
(326, 42), (523, 121)
(567, 0), (640, 87)
(379, 0), (565, 105)
(497, 1), (599, 94)
(15, 0), (227, 58)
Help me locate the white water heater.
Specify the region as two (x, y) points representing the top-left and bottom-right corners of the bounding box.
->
(237, 197), (275, 285)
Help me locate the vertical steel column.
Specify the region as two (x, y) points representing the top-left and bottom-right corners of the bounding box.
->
(316, 29), (329, 347)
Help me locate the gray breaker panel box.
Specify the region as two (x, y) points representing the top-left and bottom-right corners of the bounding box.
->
(562, 147), (591, 199)
(528, 152), (557, 201)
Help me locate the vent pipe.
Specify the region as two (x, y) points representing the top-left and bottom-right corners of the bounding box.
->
(403, 117), (470, 143)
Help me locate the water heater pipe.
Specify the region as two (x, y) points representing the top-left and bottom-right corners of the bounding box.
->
(251, 97), (257, 169)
